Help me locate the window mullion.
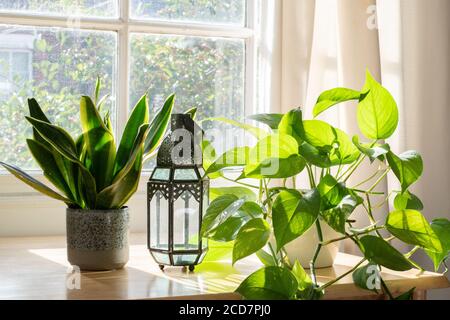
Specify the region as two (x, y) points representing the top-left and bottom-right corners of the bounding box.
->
(117, 0), (130, 138)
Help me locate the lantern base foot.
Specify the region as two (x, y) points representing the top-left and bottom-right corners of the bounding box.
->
(159, 265), (165, 271)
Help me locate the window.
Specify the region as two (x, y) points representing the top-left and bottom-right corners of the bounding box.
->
(0, 0), (256, 176)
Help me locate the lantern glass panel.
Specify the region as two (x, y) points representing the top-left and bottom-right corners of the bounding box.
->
(150, 191), (169, 250)
(202, 182), (209, 250)
(173, 254), (199, 265)
(173, 190), (200, 250)
(152, 168), (171, 181)
(174, 169), (198, 181)
(152, 252), (171, 265)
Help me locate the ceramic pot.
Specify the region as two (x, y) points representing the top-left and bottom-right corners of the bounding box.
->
(66, 207), (129, 271)
(283, 220), (340, 268)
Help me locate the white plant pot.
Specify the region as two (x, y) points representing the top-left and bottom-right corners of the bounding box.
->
(283, 221), (340, 269)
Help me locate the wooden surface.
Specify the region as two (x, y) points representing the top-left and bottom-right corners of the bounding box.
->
(0, 234), (448, 300)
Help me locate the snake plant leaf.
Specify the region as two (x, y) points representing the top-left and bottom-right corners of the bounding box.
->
(248, 113), (284, 130)
(386, 150), (423, 193)
(28, 98), (50, 122)
(233, 218), (271, 265)
(0, 162), (75, 205)
(386, 209), (442, 253)
(104, 111), (113, 133)
(26, 139), (73, 201)
(97, 94), (110, 113)
(352, 135), (390, 163)
(278, 108), (305, 145)
(28, 99), (79, 201)
(112, 124), (149, 184)
(236, 266), (298, 300)
(205, 117), (268, 140)
(96, 149), (143, 209)
(313, 87), (362, 118)
(80, 95), (116, 191)
(94, 76), (101, 106)
(97, 124), (149, 208)
(357, 70), (399, 140)
(25, 116), (78, 161)
(144, 93), (175, 158)
(272, 189), (321, 251)
(115, 94), (149, 175)
(360, 236), (413, 271)
(185, 107), (197, 120)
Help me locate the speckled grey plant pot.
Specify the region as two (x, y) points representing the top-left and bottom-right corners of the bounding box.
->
(66, 207), (129, 271)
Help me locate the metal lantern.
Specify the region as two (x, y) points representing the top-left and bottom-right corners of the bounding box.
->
(147, 114), (209, 271)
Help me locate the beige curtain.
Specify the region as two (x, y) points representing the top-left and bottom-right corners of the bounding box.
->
(260, 0), (450, 298)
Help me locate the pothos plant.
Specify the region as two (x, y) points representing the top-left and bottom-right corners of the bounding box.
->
(201, 71), (450, 300)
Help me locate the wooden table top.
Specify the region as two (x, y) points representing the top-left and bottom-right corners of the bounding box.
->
(0, 234), (448, 300)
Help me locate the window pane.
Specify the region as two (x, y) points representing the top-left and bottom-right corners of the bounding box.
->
(0, 26), (116, 170)
(130, 34), (245, 123)
(130, 0), (246, 26)
(129, 34), (245, 168)
(0, 0), (118, 18)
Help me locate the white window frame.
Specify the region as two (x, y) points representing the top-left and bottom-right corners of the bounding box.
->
(0, 0), (258, 200)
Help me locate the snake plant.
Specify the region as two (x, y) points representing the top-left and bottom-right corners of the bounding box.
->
(0, 79), (174, 210)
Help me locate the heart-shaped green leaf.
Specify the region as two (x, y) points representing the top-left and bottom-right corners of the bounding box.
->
(301, 120), (359, 167)
(210, 187), (256, 202)
(352, 135), (390, 163)
(248, 113), (284, 130)
(233, 218), (270, 264)
(425, 219), (450, 271)
(201, 195), (244, 237)
(360, 236), (413, 271)
(394, 191), (424, 211)
(352, 262), (380, 293)
(207, 214), (248, 243)
(313, 87), (361, 118)
(236, 267), (298, 300)
(278, 108), (304, 145)
(321, 195), (362, 234)
(386, 151), (423, 193)
(205, 146), (250, 175)
(357, 70), (399, 139)
(272, 189), (320, 251)
(242, 134), (305, 179)
(206, 117), (268, 140)
(386, 210), (442, 252)
(317, 174), (348, 210)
